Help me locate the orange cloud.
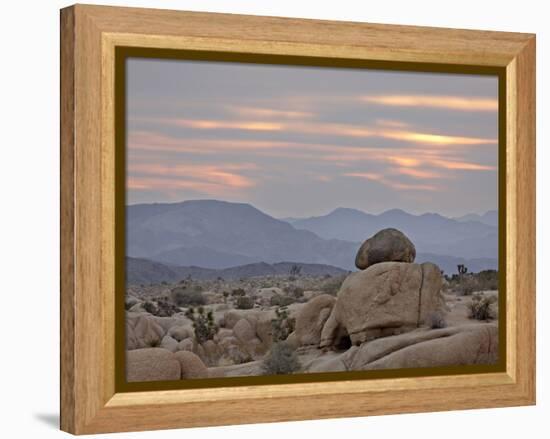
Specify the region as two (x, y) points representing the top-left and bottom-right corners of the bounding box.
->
(391, 167), (445, 179)
(381, 130), (495, 146)
(133, 117), (496, 147)
(169, 119), (283, 132)
(361, 95), (498, 112)
(427, 159), (496, 171)
(128, 163), (257, 196)
(387, 156), (422, 167)
(226, 105), (314, 119)
(375, 119), (411, 129)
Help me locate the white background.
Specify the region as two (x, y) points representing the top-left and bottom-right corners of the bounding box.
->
(0, 0), (547, 437)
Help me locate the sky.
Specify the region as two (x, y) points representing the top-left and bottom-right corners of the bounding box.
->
(126, 58), (499, 218)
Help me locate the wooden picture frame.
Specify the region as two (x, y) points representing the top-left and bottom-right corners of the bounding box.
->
(60, 4), (536, 434)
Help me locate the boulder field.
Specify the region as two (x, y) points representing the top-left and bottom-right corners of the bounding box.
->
(125, 228), (499, 381)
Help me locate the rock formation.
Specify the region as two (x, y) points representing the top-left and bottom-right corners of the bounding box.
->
(355, 228), (416, 270)
(318, 229), (445, 348)
(126, 348), (181, 382)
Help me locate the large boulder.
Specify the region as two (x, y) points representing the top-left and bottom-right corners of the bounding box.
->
(355, 228), (415, 270)
(160, 335), (179, 353)
(223, 309), (260, 330)
(174, 350), (208, 379)
(168, 325), (194, 342)
(177, 338), (194, 352)
(232, 318), (263, 358)
(233, 318), (257, 344)
(126, 313), (165, 350)
(294, 294), (336, 346)
(126, 348), (181, 382)
(324, 262), (443, 346)
(345, 324), (498, 369)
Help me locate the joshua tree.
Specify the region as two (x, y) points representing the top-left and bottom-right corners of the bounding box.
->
(271, 306), (295, 342)
(289, 264), (302, 278)
(457, 264), (468, 275)
(185, 306), (218, 345)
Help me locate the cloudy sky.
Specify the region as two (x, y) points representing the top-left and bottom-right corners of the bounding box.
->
(126, 58), (499, 218)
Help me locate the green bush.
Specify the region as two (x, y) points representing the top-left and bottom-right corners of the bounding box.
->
(284, 285), (304, 298)
(447, 270), (499, 295)
(143, 301), (157, 315)
(185, 306), (218, 344)
(170, 286), (206, 307)
(271, 306), (295, 342)
(262, 342), (301, 375)
(236, 296), (254, 310)
(270, 294), (295, 307)
(321, 274), (347, 295)
(468, 293), (497, 321)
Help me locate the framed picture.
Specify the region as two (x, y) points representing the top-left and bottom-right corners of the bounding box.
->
(60, 4), (536, 434)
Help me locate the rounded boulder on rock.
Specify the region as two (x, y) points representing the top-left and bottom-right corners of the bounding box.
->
(126, 348), (180, 382)
(333, 261), (444, 346)
(355, 228), (416, 270)
(174, 350), (209, 379)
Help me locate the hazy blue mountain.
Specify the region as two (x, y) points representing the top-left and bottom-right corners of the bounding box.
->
(126, 257), (347, 284)
(126, 200), (497, 274)
(454, 210), (498, 227)
(289, 207), (497, 260)
(127, 200), (360, 270)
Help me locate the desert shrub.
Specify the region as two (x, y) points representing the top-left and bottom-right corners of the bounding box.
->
(231, 288), (246, 297)
(147, 338), (161, 348)
(284, 285), (304, 298)
(185, 306), (218, 344)
(321, 274), (347, 295)
(468, 293), (497, 321)
(143, 301), (157, 315)
(270, 294), (282, 307)
(271, 294), (296, 307)
(262, 341), (301, 375)
(232, 352), (254, 365)
(453, 275), (476, 296)
(170, 286), (206, 307)
(476, 270), (499, 290)
(427, 311), (447, 329)
(271, 306), (295, 342)
(236, 296), (254, 310)
(153, 296), (180, 317)
(447, 270), (499, 295)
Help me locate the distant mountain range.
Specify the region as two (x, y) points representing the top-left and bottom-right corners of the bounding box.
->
(127, 200), (358, 270)
(288, 207), (497, 260)
(454, 210), (498, 226)
(126, 200), (498, 276)
(127, 257), (347, 284)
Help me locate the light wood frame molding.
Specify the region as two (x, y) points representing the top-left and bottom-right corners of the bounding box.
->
(60, 4), (536, 434)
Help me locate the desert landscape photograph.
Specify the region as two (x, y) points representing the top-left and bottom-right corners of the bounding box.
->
(123, 57), (500, 383)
